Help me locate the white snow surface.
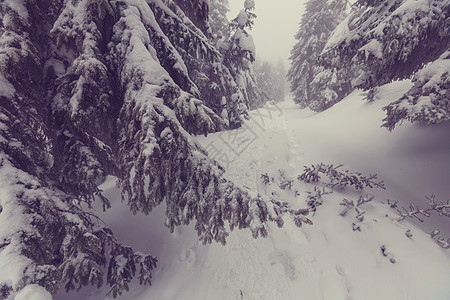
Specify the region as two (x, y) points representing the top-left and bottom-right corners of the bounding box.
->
(359, 39), (383, 60)
(56, 80), (450, 300)
(2, 0), (29, 23)
(0, 74), (15, 98)
(15, 284), (52, 300)
(236, 9), (248, 27)
(237, 31), (255, 54)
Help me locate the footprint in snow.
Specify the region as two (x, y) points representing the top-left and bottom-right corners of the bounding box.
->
(181, 247), (196, 267)
(336, 265), (353, 300)
(269, 251), (296, 280)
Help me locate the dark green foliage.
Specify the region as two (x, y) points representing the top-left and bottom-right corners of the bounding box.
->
(0, 154), (153, 298)
(340, 195), (374, 217)
(340, 195), (374, 231)
(254, 59), (287, 102)
(0, 1), (302, 298)
(396, 195), (450, 223)
(142, 0), (248, 128)
(278, 170), (294, 190)
(363, 87), (380, 103)
(387, 195), (450, 249)
(430, 230), (450, 249)
(305, 187), (333, 213)
(260, 173), (272, 185)
(209, 0), (230, 41)
(0, 284), (12, 300)
(322, 0), (449, 90)
(220, 1), (264, 109)
(106, 245), (157, 298)
(173, 0), (211, 35)
(319, 0), (450, 123)
(298, 163), (385, 190)
(382, 49), (450, 130)
(259, 170), (325, 219)
(291, 209), (313, 228)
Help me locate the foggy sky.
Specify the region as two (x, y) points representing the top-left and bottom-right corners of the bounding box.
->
(228, 0), (307, 67)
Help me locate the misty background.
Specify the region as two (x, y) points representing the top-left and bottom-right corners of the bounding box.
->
(228, 0), (306, 67)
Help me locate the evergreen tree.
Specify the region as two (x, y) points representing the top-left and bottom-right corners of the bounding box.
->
(323, 0), (449, 90)
(146, 0), (248, 128)
(0, 1), (305, 298)
(254, 59), (275, 101)
(287, 0), (349, 111)
(273, 59), (287, 102)
(209, 0), (230, 41)
(173, 0), (211, 36)
(321, 0), (449, 126)
(0, 2), (156, 298)
(254, 58), (287, 102)
(220, 0), (264, 109)
(382, 49), (450, 130)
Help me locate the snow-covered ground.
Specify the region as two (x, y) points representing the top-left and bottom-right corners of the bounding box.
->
(56, 81), (450, 300)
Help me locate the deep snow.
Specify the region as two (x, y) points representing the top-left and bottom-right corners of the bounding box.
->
(56, 80), (450, 300)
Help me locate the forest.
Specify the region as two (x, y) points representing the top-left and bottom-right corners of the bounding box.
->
(0, 0), (448, 299)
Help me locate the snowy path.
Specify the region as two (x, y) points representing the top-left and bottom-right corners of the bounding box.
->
(57, 82), (450, 300)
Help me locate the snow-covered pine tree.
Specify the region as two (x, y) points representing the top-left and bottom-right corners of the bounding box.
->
(0, 2), (156, 299)
(220, 0), (264, 109)
(146, 0), (249, 128)
(321, 0), (449, 126)
(273, 58), (287, 102)
(173, 0), (211, 36)
(254, 59), (275, 101)
(287, 0), (349, 111)
(209, 0), (230, 42)
(382, 49), (450, 130)
(0, 1), (306, 298)
(323, 0), (449, 90)
(254, 59), (287, 102)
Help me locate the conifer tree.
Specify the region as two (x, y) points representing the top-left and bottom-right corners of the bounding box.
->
(145, 0), (249, 128)
(0, 2), (156, 298)
(323, 0), (449, 90)
(287, 0), (349, 111)
(254, 58), (287, 102)
(254, 59), (275, 101)
(209, 0), (230, 41)
(220, 0), (264, 109)
(321, 0), (449, 126)
(273, 59), (287, 102)
(382, 49), (450, 130)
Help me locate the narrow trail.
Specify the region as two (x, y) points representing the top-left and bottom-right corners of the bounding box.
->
(203, 103), (297, 300)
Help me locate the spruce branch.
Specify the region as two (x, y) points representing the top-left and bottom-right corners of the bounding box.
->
(278, 170), (294, 190)
(430, 230), (450, 249)
(259, 171), (313, 227)
(298, 163), (385, 190)
(392, 196), (450, 249)
(305, 186), (333, 213)
(396, 195), (450, 222)
(289, 208), (313, 228)
(339, 195), (374, 231)
(0, 284), (13, 300)
(260, 173), (272, 185)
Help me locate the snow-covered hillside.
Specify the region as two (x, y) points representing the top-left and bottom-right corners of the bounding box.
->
(56, 81), (450, 300)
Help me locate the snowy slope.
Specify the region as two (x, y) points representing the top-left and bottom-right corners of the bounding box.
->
(56, 80), (450, 300)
